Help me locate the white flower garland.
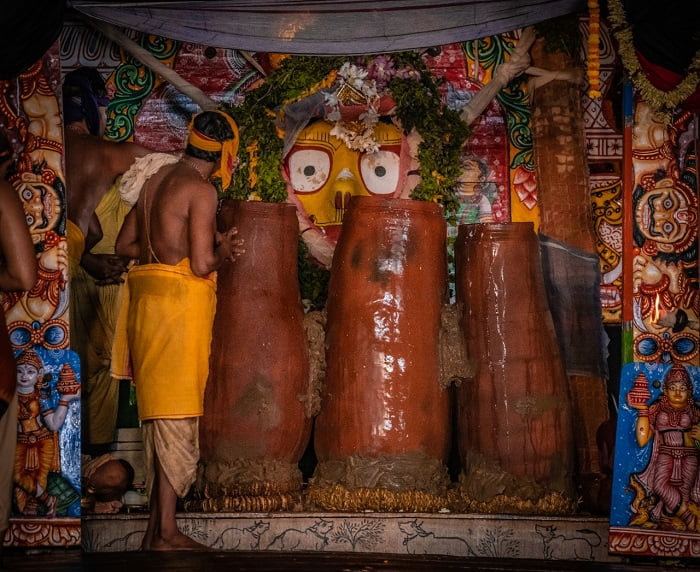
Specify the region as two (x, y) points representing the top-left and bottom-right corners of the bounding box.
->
(324, 63), (382, 153)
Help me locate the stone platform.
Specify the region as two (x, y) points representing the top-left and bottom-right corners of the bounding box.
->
(83, 511), (623, 563)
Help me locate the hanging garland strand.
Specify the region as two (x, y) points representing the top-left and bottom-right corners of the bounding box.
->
(586, 0), (601, 98)
(607, 0), (699, 114)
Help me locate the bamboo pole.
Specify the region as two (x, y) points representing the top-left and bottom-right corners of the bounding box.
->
(85, 17), (219, 112)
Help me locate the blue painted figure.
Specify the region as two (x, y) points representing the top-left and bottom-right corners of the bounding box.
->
(626, 364), (700, 531)
(14, 349), (81, 516)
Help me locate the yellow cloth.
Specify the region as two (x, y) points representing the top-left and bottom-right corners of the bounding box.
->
(92, 177), (132, 255)
(112, 259), (216, 421)
(66, 219), (85, 274)
(68, 183), (130, 446)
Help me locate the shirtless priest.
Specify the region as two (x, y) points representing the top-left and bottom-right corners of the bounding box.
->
(114, 110), (244, 551)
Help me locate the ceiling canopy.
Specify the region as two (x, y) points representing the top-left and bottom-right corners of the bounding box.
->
(67, 0), (586, 55)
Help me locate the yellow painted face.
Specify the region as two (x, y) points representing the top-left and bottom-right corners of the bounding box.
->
(665, 381), (691, 408)
(284, 119), (403, 240)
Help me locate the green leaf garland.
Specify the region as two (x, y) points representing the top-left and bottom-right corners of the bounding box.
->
(217, 52), (469, 215)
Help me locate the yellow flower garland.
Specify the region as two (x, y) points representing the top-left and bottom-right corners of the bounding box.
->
(608, 0), (699, 114)
(587, 0), (601, 98)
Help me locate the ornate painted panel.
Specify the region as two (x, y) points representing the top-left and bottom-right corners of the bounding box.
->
(609, 102), (698, 559)
(83, 511), (621, 563)
(629, 109), (698, 367)
(0, 43), (81, 547)
(582, 17), (624, 324)
(611, 362), (700, 558)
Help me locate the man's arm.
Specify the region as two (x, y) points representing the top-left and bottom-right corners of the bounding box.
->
(188, 181), (224, 277)
(188, 181), (244, 276)
(115, 207), (140, 261)
(84, 212), (104, 253)
(0, 182), (37, 291)
(81, 212), (130, 284)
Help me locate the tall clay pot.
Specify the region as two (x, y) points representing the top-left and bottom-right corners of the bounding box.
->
(192, 200), (311, 512)
(312, 196), (451, 509)
(454, 222), (575, 511)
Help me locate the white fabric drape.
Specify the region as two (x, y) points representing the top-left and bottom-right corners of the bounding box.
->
(69, 0), (585, 54)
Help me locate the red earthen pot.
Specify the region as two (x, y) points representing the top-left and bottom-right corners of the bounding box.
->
(454, 222), (575, 498)
(199, 199), (311, 468)
(315, 196), (450, 470)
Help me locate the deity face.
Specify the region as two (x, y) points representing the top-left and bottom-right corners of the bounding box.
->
(664, 380), (692, 409)
(634, 178), (693, 252)
(284, 119), (403, 241)
(17, 173), (61, 237)
(456, 159), (485, 197)
(17, 364), (40, 394)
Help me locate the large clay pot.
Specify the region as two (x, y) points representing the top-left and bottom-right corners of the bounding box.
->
(313, 196), (451, 501)
(454, 222), (575, 508)
(193, 200), (311, 511)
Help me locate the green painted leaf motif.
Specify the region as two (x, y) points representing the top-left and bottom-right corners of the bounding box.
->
(104, 35), (180, 142)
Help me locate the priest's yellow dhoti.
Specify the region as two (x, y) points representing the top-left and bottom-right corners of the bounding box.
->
(112, 259), (216, 420)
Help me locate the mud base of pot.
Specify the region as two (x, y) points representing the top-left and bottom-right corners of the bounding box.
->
(186, 458), (304, 512)
(454, 451), (577, 516)
(183, 491), (303, 513)
(448, 486), (578, 516)
(308, 454), (451, 512)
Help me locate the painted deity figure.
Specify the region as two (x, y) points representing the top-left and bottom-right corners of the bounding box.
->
(633, 174), (697, 259)
(445, 153), (497, 301)
(627, 364), (700, 531)
(454, 154), (497, 225)
(285, 118), (405, 246)
(14, 349), (80, 516)
(631, 157), (699, 362)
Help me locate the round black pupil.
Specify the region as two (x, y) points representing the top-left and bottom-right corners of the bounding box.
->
(375, 166), (386, 177)
(304, 165), (316, 177)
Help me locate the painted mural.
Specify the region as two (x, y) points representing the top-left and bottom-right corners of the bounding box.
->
(629, 108), (698, 367)
(0, 43), (82, 547)
(583, 17), (624, 324)
(610, 362), (700, 558)
(63, 23), (517, 304)
(607, 70), (699, 562)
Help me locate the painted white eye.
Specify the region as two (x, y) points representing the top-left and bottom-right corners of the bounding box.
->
(360, 150), (400, 195)
(287, 148), (331, 193)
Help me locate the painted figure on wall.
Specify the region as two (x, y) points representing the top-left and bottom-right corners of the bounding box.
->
(632, 164), (699, 365)
(0, 53), (70, 347)
(626, 364), (700, 530)
(630, 108), (698, 366)
(446, 152), (498, 301)
(454, 154), (497, 225)
(633, 174), (697, 261)
(14, 348), (81, 517)
(285, 118), (405, 246)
